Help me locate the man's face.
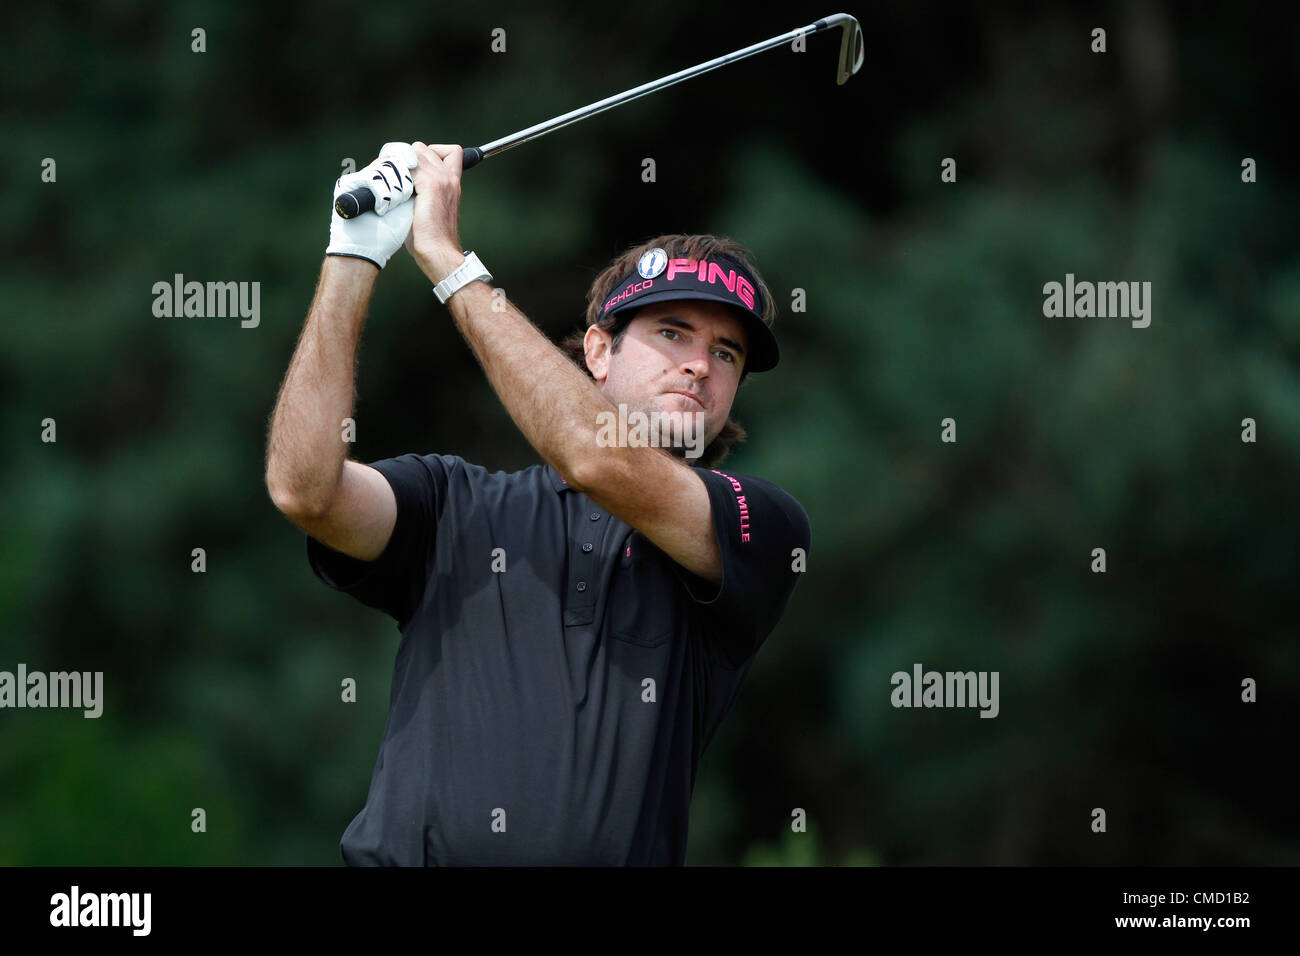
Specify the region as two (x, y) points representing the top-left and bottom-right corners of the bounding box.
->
(583, 300), (748, 458)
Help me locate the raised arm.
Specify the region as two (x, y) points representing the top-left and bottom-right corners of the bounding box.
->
(403, 143), (723, 582)
(265, 256), (400, 561)
(405, 142), (621, 485)
(265, 144), (425, 559)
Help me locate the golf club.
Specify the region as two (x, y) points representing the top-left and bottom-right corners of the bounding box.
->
(335, 12), (865, 219)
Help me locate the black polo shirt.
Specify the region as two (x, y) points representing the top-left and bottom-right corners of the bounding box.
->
(305, 452), (811, 866)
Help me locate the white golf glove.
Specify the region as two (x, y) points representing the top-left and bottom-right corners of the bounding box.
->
(326, 142), (419, 269)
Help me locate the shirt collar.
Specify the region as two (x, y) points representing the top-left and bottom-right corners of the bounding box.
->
(546, 464), (572, 493)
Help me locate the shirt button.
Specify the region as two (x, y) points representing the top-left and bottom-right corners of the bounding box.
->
(589, 512), (601, 521)
(581, 543), (593, 552)
(576, 581), (587, 592)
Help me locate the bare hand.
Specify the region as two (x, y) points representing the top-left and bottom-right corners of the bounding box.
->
(404, 142), (466, 282)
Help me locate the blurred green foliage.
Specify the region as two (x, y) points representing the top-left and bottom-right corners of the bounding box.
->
(1, 1), (1297, 865)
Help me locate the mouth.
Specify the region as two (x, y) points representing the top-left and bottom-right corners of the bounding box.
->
(667, 390), (705, 408)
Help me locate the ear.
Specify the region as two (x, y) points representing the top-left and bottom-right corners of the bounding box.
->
(584, 325), (613, 383)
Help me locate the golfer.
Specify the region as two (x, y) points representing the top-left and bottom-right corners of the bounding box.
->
(265, 142), (811, 865)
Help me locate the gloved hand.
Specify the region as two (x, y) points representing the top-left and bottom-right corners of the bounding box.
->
(326, 142), (418, 269)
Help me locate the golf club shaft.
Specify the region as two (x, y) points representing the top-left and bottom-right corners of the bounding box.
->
(335, 15), (856, 219)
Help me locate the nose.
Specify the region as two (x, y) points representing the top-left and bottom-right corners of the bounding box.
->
(678, 344), (712, 377)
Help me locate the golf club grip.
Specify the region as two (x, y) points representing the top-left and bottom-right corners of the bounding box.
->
(334, 146), (484, 219)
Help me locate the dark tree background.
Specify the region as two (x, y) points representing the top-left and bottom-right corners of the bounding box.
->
(1, 0), (1296, 865)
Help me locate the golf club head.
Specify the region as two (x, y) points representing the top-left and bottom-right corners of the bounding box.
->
(832, 14), (865, 85)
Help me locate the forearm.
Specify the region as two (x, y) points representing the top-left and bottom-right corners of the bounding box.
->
(265, 256), (378, 513)
(423, 253), (614, 483)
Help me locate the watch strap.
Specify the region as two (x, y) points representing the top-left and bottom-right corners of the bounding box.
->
(433, 251), (493, 304)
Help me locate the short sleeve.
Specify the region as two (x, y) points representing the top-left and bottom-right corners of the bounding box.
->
(678, 467), (812, 667)
(305, 453), (448, 629)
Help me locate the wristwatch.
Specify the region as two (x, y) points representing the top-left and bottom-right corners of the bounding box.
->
(433, 251), (493, 304)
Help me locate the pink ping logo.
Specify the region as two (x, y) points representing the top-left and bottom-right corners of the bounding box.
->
(666, 259), (757, 310)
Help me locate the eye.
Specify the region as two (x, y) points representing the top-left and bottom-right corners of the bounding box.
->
(660, 328), (679, 340)
(715, 349), (736, 364)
